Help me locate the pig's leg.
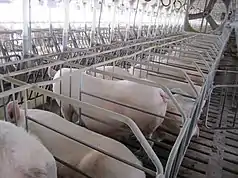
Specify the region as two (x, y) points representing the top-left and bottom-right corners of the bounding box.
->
(61, 103), (74, 122)
(151, 129), (166, 142)
(71, 107), (86, 127)
(61, 104), (86, 127)
(134, 119), (164, 159)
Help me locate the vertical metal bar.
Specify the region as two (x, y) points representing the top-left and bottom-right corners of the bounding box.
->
(90, 0), (97, 47)
(28, 0), (32, 54)
(62, 0), (70, 51)
(155, 6), (162, 36)
(125, 2), (133, 41)
(232, 97), (238, 127)
(200, 0), (209, 32)
(147, 6), (155, 37)
(138, 3), (146, 39)
(83, 2), (87, 24)
(49, 7), (53, 34)
(218, 87), (228, 127)
(24, 89), (28, 131)
(133, 0), (139, 28)
(22, 0), (30, 56)
(153, 4), (160, 37)
(110, 0), (118, 43)
(1, 80), (6, 121)
(98, 0), (103, 28)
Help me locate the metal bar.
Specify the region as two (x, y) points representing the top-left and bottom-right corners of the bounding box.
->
(125, 2), (133, 41)
(167, 28), (232, 177)
(133, 0), (140, 28)
(90, 0), (97, 47)
(0, 35), (196, 78)
(138, 3), (146, 39)
(126, 59), (199, 97)
(62, 0), (70, 52)
(26, 115), (155, 176)
(48, 6), (53, 34)
(3, 76), (164, 176)
(22, 0), (30, 56)
(110, 0), (118, 43)
(147, 6), (155, 37)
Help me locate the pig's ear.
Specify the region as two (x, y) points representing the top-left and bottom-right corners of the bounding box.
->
(6, 101), (21, 121)
(160, 91), (169, 103)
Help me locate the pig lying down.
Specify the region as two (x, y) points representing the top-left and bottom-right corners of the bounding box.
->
(0, 119), (57, 178)
(48, 66), (168, 141)
(6, 101), (146, 178)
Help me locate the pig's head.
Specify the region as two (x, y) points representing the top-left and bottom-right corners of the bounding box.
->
(6, 101), (25, 128)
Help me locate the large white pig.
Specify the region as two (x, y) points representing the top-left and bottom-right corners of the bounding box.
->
(6, 101), (146, 178)
(0, 119), (57, 178)
(48, 66), (168, 141)
(128, 63), (202, 97)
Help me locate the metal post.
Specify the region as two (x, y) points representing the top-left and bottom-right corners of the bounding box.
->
(90, 0), (97, 47)
(109, 0), (118, 43)
(125, 2), (133, 41)
(62, 0), (70, 51)
(83, 2), (87, 24)
(28, 0), (32, 54)
(138, 3), (146, 39)
(147, 6), (155, 37)
(108, 3), (112, 37)
(164, 7), (171, 35)
(183, 0), (190, 32)
(22, 0), (30, 56)
(153, 4), (161, 37)
(98, 0), (103, 28)
(48, 7), (53, 34)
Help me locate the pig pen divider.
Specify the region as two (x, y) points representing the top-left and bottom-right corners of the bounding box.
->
(0, 33), (198, 178)
(35, 32), (215, 177)
(0, 75), (164, 177)
(0, 33), (195, 79)
(166, 26), (232, 177)
(0, 32), (198, 114)
(0, 31), (225, 177)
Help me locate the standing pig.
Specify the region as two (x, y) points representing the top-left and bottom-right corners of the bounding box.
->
(48, 66), (169, 141)
(0, 120), (57, 178)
